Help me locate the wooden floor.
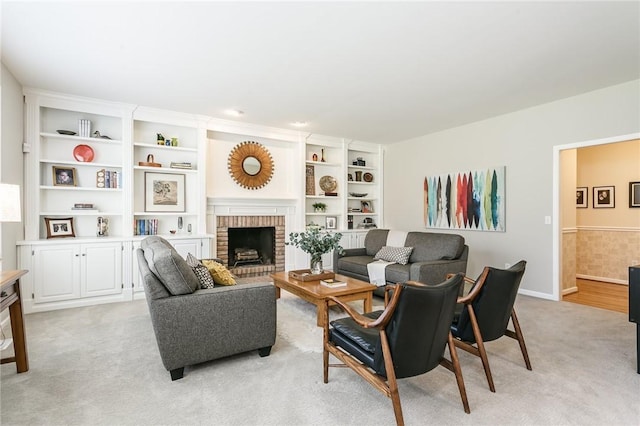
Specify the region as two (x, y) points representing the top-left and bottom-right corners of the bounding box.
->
(563, 278), (629, 314)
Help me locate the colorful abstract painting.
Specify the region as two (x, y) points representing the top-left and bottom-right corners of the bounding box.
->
(423, 166), (505, 232)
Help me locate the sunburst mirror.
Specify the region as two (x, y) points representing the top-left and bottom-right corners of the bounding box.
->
(227, 141), (274, 190)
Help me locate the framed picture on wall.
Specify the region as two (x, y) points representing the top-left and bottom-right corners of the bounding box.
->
(144, 172), (186, 212)
(630, 181), (640, 208)
(593, 185), (615, 208)
(325, 216), (337, 230)
(576, 187), (588, 208)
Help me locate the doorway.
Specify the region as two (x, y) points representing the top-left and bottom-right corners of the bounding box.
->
(553, 132), (640, 307)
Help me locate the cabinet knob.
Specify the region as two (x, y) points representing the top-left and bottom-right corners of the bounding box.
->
(75, 254), (79, 257)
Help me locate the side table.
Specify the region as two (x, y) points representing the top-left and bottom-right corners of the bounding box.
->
(1, 269), (29, 373)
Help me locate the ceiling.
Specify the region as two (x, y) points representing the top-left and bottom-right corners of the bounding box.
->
(2, 1), (639, 144)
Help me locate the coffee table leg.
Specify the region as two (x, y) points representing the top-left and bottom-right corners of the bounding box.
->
(363, 293), (372, 313)
(316, 303), (325, 327)
(274, 286), (281, 299)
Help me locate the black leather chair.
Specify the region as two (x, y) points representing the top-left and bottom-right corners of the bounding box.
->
(450, 260), (531, 392)
(323, 274), (469, 426)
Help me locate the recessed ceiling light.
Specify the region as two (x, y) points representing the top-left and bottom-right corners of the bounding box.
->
(291, 121), (308, 128)
(225, 109), (244, 117)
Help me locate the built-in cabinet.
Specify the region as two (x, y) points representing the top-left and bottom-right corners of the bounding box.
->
(19, 90), (211, 313)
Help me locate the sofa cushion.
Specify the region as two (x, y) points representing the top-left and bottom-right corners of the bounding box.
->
(202, 259), (236, 286)
(186, 253), (216, 289)
(405, 232), (465, 262)
(141, 238), (199, 295)
(364, 229), (389, 256)
(374, 246), (414, 265)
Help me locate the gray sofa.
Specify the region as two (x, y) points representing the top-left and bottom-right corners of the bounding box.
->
(137, 236), (276, 380)
(333, 229), (468, 297)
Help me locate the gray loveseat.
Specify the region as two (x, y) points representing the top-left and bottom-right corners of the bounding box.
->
(333, 229), (468, 297)
(137, 236), (276, 380)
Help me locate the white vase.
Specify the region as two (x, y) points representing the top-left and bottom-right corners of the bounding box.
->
(310, 257), (323, 274)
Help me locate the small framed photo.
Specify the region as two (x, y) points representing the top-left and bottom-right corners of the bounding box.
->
(576, 187), (588, 208)
(325, 216), (337, 230)
(593, 185), (615, 208)
(361, 200), (373, 213)
(145, 172), (186, 212)
(45, 217), (75, 238)
(52, 166), (77, 186)
(630, 181), (640, 208)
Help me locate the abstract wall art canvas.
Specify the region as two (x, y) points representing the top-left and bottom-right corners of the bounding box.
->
(423, 166), (506, 232)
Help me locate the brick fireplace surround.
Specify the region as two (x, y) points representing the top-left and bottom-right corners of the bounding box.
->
(216, 215), (285, 278)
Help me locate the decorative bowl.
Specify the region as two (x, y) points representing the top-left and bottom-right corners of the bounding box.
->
(349, 192), (368, 198)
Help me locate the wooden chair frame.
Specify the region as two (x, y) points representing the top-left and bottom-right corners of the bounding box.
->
(449, 269), (532, 392)
(323, 283), (470, 426)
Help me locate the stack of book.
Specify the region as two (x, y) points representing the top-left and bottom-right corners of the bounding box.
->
(135, 219), (159, 236)
(71, 203), (96, 211)
(320, 278), (347, 288)
(170, 162), (192, 170)
(96, 169), (121, 188)
(78, 119), (91, 137)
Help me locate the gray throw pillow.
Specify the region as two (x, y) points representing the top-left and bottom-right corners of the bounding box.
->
(374, 246), (414, 265)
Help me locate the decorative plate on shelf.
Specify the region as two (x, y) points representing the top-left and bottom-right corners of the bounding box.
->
(73, 144), (94, 162)
(319, 175), (337, 192)
(349, 192), (368, 197)
(57, 130), (77, 136)
(363, 172), (374, 182)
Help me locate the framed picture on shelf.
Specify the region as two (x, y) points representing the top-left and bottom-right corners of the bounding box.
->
(630, 181), (640, 208)
(44, 217), (75, 238)
(593, 185), (615, 208)
(326, 216), (337, 230)
(145, 172), (186, 212)
(52, 166), (77, 186)
(576, 187), (588, 208)
(361, 200), (373, 213)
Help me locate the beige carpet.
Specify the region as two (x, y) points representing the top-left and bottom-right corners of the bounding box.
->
(1, 279), (639, 425)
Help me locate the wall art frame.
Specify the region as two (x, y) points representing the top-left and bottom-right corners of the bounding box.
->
(593, 185), (615, 208)
(325, 216), (337, 230)
(424, 166), (506, 232)
(44, 217), (75, 238)
(52, 166), (77, 186)
(576, 187), (588, 208)
(630, 181), (640, 208)
(145, 172), (185, 212)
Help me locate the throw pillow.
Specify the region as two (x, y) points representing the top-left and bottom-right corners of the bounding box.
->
(201, 259), (237, 286)
(374, 246), (414, 265)
(186, 253), (215, 289)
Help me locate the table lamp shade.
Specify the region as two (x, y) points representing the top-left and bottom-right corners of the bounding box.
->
(0, 183), (21, 222)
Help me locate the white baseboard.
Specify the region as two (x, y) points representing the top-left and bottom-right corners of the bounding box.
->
(518, 288), (556, 301)
(576, 274), (628, 285)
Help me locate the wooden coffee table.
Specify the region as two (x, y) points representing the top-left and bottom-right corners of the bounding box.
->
(270, 271), (377, 327)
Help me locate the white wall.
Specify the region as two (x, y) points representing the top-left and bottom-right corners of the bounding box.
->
(1, 63), (25, 270)
(383, 79), (640, 298)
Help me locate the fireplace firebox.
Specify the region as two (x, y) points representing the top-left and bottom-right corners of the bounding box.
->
(228, 227), (275, 267)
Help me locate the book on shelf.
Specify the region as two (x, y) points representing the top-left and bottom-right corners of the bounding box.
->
(170, 162), (192, 169)
(320, 279), (347, 288)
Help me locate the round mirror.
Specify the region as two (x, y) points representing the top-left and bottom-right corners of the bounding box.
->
(228, 141), (274, 190)
(242, 156), (261, 176)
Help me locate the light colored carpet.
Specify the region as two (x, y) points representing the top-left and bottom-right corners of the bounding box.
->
(1, 279), (639, 425)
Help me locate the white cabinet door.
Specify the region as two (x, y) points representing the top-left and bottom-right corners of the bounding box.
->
(352, 231), (367, 248)
(81, 242), (123, 297)
(131, 241), (144, 295)
(33, 245), (81, 303)
(172, 238), (201, 259)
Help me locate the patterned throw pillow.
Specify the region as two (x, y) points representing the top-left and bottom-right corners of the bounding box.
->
(186, 253), (216, 289)
(374, 246), (414, 265)
(201, 259), (237, 286)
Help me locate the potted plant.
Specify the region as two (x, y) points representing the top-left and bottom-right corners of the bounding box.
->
(312, 202), (327, 213)
(286, 226), (344, 274)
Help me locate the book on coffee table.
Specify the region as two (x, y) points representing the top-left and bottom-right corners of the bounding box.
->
(320, 279), (347, 288)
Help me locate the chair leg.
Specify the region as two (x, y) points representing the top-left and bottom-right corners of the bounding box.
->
(258, 346), (272, 357)
(510, 309), (532, 370)
(380, 330), (404, 426)
(170, 367), (184, 381)
(447, 332), (471, 414)
(468, 305), (495, 392)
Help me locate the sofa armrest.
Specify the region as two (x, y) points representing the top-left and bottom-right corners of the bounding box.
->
(148, 282), (276, 371)
(333, 247), (367, 270)
(410, 259), (468, 285)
